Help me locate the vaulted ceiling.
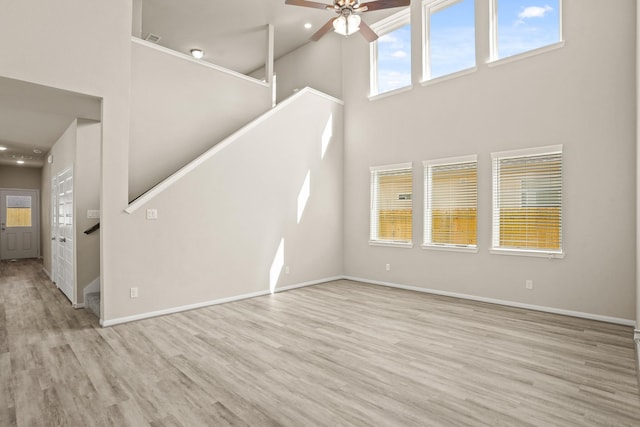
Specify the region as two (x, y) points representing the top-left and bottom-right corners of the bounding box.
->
(0, 0), (401, 168)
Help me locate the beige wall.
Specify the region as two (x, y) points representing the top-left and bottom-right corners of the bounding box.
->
(0, 165), (41, 190)
(342, 0), (637, 321)
(129, 41), (272, 199)
(0, 0), (133, 320)
(41, 120), (77, 278)
(41, 119), (101, 304)
(75, 120), (101, 302)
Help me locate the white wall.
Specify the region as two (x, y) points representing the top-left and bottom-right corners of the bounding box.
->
(341, 0), (637, 321)
(105, 90), (343, 323)
(129, 40), (272, 199)
(272, 37), (343, 103)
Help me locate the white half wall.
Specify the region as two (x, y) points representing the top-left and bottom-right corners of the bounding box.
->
(341, 0), (637, 321)
(129, 40), (272, 199)
(105, 89), (344, 322)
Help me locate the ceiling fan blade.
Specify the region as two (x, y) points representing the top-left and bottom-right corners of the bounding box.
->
(285, 0), (333, 10)
(359, 0), (410, 12)
(310, 18), (337, 41)
(358, 20), (379, 42)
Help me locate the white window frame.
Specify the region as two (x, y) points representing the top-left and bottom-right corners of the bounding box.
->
(489, 0), (564, 64)
(423, 155), (478, 253)
(422, 0), (477, 83)
(369, 8), (412, 99)
(491, 145), (564, 258)
(370, 162), (413, 248)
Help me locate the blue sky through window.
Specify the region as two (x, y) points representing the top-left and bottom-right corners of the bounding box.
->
(377, 24), (411, 94)
(374, 1), (560, 94)
(497, 0), (560, 58)
(429, 0), (475, 79)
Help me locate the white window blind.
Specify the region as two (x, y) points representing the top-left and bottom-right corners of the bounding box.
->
(491, 145), (563, 256)
(370, 163), (413, 246)
(424, 156), (477, 250)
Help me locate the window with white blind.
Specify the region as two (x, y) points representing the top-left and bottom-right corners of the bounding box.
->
(370, 163), (413, 247)
(423, 155), (477, 252)
(491, 145), (563, 258)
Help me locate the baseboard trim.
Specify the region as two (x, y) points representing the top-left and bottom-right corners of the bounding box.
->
(72, 303), (85, 309)
(343, 276), (636, 327)
(42, 267), (52, 281)
(100, 276), (342, 327)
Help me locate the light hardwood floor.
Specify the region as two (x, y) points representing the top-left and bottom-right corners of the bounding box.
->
(1, 259), (640, 426)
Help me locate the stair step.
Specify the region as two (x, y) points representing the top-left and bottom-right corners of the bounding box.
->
(85, 292), (100, 318)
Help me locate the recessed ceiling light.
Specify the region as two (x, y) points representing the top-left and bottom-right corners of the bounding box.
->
(0, 146), (6, 151)
(190, 49), (204, 59)
(16, 160), (24, 164)
(304, 23), (312, 29)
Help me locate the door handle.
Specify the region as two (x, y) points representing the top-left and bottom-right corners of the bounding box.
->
(58, 237), (66, 243)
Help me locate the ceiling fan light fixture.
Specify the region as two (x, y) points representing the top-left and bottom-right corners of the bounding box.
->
(333, 13), (361, 36)
(190, 49), (204, 59)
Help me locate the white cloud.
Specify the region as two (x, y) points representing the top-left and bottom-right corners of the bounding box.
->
(391, 50), (407, 58)
(518, 5), (553, 20)
(378, 34), (399, 44)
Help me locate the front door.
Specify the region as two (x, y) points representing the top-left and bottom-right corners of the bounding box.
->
(0, 189), (40, 260)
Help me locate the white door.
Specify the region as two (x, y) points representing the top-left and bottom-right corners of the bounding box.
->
(0, 189), (40, 260)
(52, 168), (74, 302)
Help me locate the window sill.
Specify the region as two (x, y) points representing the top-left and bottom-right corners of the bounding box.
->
(421, 66), (478, 87)
(488, 41), (565, 68)
(368, 85), (413, 102)
(490, 248), (565, 259)
(369, 240), (414, 249)
(422, 244), (478, 254)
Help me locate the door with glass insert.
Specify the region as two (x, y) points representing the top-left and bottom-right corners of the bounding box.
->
(0, 189), (40, 259)
(52, 168), (74, 302)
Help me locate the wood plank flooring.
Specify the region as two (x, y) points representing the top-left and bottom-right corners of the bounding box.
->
(1, 259), (640, 426)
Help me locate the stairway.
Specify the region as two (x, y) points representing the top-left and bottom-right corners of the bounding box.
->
(85, 292), (100, 318)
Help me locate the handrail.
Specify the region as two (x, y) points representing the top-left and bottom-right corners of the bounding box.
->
(124, 87), (343, 214)
(83, 223), (100, 235)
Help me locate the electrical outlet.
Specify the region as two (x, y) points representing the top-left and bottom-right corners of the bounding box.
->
(285, 266), (290, 274)
(525, 280), (533, 290)
(386, 263), (391, 271)
(130, 287), (138, 298)
(146, 209), (158, 220)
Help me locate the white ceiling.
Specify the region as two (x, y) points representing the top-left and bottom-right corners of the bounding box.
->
(141, 0), (398, 75)
(0, 1), (401, 170)
(0, 77), (100, 168)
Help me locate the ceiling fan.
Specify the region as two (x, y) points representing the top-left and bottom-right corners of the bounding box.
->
(285, 0), (410, 42)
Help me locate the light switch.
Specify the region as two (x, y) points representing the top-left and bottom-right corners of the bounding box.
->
(146, 209), (158, 220)
(87, 209), (100, 219)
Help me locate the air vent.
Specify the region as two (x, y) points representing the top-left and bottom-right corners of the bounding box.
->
(144, 33), (161, 43)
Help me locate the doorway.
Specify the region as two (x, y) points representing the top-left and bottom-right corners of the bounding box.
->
(0, 189), (40, 260)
